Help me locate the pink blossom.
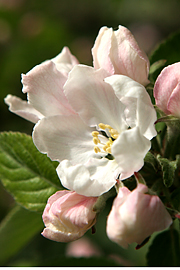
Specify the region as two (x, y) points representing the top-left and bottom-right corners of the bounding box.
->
(154, 62), (180, 117)
(66, 237), (101, 257)
(92, 25), (150, 86)
(42, 190), (97, 242)
(106, 184), (172, 249)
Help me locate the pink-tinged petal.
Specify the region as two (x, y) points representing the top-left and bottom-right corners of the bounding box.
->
(106, 184), (172, 248)
(105, 75), (157, 140)
(52, 46), (79, 67)
(64, 65), (126, 132)
(22, 60), (75, 117)
(41, 227), (86, 242)
(92, 25), (150, 85)
(92, 26), (114, 75)
(111, 25), (150, 85)
(154, 62), (180, 117)
(4, 94), (43, 123)
(167, 83), (180, 117)
(42, 190), (97, 242)
(33, 114), (95, 165)
(112, 127), (151, 180)
(52, 47), (79, 76)
(56, 158), (118, 196)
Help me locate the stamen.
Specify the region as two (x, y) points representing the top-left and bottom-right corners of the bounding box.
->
(111, 134), (119, 139)
(94, 146), (101, 153)
(106, 147), (112, 154)
(92, 131), (99, 137)
(92, 122), (120, 156)
(93, 137), (100, 145)
(98, 123), (106, 130)
(103, 145), (108, 152)
(105, 124), (112, 130)
(109, 129), (118, 135)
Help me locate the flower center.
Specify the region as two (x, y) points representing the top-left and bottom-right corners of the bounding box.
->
(92, 123), (119, 155)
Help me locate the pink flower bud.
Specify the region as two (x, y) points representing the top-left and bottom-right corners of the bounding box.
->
(42, 190), (98, 242)
(92, 25), (150, 86)
(106, 184), (172, 249)
(154, 62), (180, 117)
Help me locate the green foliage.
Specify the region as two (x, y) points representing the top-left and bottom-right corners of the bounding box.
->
(146, 229), (180, 266)
(0, 205), (43, 266)
(157, 156), (177, 188)
(149, 31), (180, 82)
(0, 132), (62, 212)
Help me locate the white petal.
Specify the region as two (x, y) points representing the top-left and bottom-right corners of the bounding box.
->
(57, 158), (118, 196)
(64, 65), (126, 132)
(52, 47), (79, 67)
(105, 75), (157, 139)
(33, 114), (95, 165)
(112, 126), (151, 180)
(22, 60), (75, 117)
(4, 94), (43, 123)
(92, 26), (114, 74)
(52, 47), (79, 76)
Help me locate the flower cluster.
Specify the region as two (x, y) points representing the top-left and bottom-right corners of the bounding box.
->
(5, 25), (176, 249)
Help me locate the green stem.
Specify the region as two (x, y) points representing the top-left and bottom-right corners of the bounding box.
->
(92, 187), (116, 213)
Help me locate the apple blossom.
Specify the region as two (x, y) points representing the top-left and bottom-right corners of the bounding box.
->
(41, 190), (97, 242)
(92, 25), (150, 86)
(4, 46), (79, 123)
(33, 65), (157, 196)
(4, 25), (157, 197)
(154, 62), (180, 117)
(106, 184), (173, 249)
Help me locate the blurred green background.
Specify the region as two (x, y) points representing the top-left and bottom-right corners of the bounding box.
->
(0, 0), (180, 266)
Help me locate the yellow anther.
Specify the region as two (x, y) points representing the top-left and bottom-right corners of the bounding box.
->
(105, 124), (112, 130)
(98, 123), (106, 130)
(103, 145), (108, 152)
(106, 140), (112, 147)
(92, 131), (99, 137)
(106, 147), (112, 154)
(110, 128), (118, 135)
(94, 146), (101, 153)
(93, 137), (100, 145)
(112, 134), (119, 139)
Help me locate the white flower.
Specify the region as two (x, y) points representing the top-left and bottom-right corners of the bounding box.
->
(4, 26), (157, 197)
(33, 65), (157, 196)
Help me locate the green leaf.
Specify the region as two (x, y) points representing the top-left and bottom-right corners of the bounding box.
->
(0, 205), (43, 266)
(0, 132), (63, 212)
(150, 30), (180, 82)
(146, 229), (180, 266)
(144, 152), (160, 172)
(149, 59), (167, 75)
(157, 156), (176, 188)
